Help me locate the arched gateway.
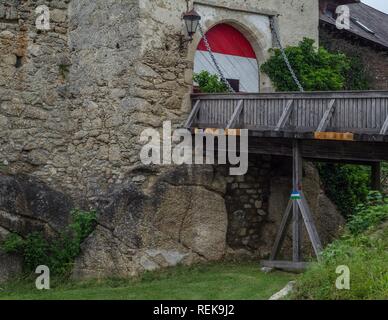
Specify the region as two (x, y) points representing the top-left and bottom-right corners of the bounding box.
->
(194, 23), (259, 93)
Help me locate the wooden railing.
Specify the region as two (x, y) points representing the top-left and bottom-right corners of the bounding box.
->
(187, 91), (388, 135)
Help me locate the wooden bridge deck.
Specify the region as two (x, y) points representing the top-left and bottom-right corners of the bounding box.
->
(187, 91), (388, 140)
(186, 91), (388, 162)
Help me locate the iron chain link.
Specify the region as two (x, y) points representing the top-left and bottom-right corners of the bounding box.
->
(270, 18), (304, 92)
(198, 24), (235, 93)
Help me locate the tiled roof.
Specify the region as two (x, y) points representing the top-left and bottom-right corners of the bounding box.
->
(320, 2), (388, 50)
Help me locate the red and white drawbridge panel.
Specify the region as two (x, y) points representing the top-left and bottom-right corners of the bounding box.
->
(194, 23), (259, 93)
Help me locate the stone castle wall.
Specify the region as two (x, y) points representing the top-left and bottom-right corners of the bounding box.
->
(0, 1), (344, 280)
(1, 0), (319, 201)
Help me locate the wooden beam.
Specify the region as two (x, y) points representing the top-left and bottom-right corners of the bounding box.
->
(246, 137), (388, 162)
(314, 132), (354, 141)
(261, 260), (309, 271)
(226, 100), (244, 129)
(184, 100), (201, 129)
(270, 200), (293, 260)
(275, 100), (294, 131)
(380, 114), (388, 135)
(316, 99), (336, 132)
(298, 193), (323, 258)
(292, 141), (302, 262)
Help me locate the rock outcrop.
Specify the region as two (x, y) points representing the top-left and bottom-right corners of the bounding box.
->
(72, 165), (228, 278)
(0, 173), (73, 282)
(0, 163), (344, 281)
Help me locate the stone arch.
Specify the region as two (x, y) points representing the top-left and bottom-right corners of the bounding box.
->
(187, 16), (272, 92)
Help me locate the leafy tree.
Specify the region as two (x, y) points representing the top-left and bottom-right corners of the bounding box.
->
(261, 38), (351, 91)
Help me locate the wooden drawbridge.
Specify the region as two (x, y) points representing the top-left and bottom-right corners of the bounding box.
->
(184, 90), (388, 270)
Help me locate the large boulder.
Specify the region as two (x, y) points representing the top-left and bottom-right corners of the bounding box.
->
(73, 165), (228, 279)
(0, 174), (73, 236)
(0, 174), (73, 282)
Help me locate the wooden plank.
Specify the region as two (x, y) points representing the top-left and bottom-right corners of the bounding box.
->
(194, 93), (388, 135)
(269, 200), (293, 260)
(184, 100), (201, 129)
(191, 91), (388, 101)
(261, 260), (309, 271)
(292, 141), (302, 262)
(297, 194), (323, 258)
(314, 132), (354, 141)
(380, 113), (388, 135)
(275, 100), (294, 131)
(316, 99), (336, 132)
(226, 100), (244, 129)
(293, 202), (302, 262)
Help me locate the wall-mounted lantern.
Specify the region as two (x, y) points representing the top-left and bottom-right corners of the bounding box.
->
(182, 9), (201, 42)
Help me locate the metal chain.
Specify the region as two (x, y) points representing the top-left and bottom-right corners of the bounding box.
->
(198, 24), (235, 93)
(270, 17), (304, 92)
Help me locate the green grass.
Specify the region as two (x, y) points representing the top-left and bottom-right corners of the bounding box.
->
(292, 223), (388, 300)
(0, 262), (295, 300)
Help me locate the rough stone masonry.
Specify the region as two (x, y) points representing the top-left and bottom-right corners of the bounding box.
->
(0, 0), (344, 280)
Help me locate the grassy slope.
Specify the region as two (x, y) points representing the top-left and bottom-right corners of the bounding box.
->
(0, 262), (294, 300)
(292, 223), (388, 300)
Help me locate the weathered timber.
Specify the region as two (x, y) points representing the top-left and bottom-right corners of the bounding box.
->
(184, 100), (201, 129)
(380, 113), (388, 135)
(226, 100), (244, 129)
(269, 200), (293, 261)
(275, 99), (294, 131)
(316, 99), (336, 132)
(264, 141), (322, 269)
(292, 141), (303, 262)
(190, 91), (388, 138)
(260, 260), (309, 271)
(246, 137), (388, 162)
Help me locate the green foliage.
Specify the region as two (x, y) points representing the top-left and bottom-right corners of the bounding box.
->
(292, 197), (388, 300)
(344, 55), (371, 90)
(2, 233), (24, 253)
(316, 163), (370, 217)
(347, 192), (388, 234)
(193, 71), (229, 93)
(2, 209), (97, 276)
(58, 64), (70, 79)
(382, 162), (388, 192)
(0, 163), (10, 174)
(261, 38), (351, 91)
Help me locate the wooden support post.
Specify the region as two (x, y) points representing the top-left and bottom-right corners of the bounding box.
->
(292, 140), (302, 262)
(298, 194), (323, 257)
(270, 200), (293, 261)
(371, 162), (381, 191)
(261, 139), (323, 270)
